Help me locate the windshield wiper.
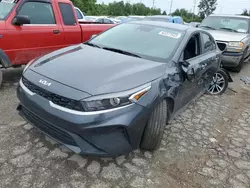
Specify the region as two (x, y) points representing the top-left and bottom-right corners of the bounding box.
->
(84, 42), (102, 48)
(102, 47), (142, 58)
(200, 25), (216, 30)
(218, 28), (238, 33)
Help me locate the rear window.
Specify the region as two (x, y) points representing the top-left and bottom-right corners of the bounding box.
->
(58, 3), (76, 25)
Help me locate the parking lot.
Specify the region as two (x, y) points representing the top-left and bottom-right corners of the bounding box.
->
(0, 62), (250, 188)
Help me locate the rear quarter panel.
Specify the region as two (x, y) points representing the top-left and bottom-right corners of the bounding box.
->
(80, 24), (115, 42)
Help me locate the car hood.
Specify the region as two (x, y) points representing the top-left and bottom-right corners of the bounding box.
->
(207, 30), (248, 42)
(29, 44), (166, 96)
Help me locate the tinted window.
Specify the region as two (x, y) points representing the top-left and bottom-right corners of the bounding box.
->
(75, 8), (83, 19)
(59, 3), (76, 25)
(95, 18), (103, 23)
(89, 23), (184, 62)
(104, 18), (112, 24)
(18, 2), (55, 24)
(202, 33), (215, 53)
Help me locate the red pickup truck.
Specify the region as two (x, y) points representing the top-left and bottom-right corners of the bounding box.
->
(0, 0), (114, 86)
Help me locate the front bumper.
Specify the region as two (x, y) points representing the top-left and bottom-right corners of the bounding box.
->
(16, 80), (150, 157)
(221, 52), (243, 68)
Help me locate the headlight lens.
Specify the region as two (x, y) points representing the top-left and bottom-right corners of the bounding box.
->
(227, 42), (244, 52)
(81, 84), (151, 112)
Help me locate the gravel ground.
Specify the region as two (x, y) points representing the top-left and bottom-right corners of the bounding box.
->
(0, 63), (250, 188)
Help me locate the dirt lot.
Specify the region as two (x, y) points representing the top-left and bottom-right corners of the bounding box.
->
(0, 62), (250, 188)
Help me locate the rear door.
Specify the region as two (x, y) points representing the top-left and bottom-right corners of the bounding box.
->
(6, 0), (65, 65)
(57, 2), (81, 46)
(200, 32), (220, 90)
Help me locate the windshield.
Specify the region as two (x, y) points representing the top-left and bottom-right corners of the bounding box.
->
(200, 16), (249, 33)
(88, 23), (184, 62)
(0, 0), (16, 20)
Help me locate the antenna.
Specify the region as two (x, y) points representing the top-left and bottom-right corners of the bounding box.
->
(169, 0), (173, 15)
(192, 0), (197, 21)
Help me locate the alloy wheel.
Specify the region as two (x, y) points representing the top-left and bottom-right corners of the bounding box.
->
(207, 72), (226, 95)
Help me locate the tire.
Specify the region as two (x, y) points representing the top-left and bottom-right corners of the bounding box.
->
(232, 50), (246, 73)
(140, 100), (168, 150)
(207, 70), (229, 95)
(0, 69), (2, 89)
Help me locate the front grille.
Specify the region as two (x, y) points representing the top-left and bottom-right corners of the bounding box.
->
(22, 77), (84, 111)
(22, 107), (77, 146)
(217, 42), (227, 52)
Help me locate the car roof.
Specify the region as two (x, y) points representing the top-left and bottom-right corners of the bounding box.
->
(130, 21), (198, 32)
(209, 14), (250, 19)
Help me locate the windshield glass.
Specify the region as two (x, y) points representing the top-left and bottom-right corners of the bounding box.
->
(0, 0), (16, 20)
(200, 16), (249, 33)
(88, 23), (184, 62)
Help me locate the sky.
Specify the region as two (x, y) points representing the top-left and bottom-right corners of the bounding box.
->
(96, 0), (249, 15)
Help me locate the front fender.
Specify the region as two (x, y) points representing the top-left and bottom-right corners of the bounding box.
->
(0, 49), (12, 68)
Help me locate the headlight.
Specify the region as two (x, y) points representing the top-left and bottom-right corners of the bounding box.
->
(227, 42), (244, 52)
(81, 84), (151, 112)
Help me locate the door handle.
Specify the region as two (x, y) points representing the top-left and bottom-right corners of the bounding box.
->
(53, 30), (60, 34)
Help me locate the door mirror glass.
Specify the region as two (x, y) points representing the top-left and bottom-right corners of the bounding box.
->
(12, 15), (30, 26)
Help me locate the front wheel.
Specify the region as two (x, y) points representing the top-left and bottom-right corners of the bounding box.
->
(207, 70), (229, 95)
(140, 100), (168, 150)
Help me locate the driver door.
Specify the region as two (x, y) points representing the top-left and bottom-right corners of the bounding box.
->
(175, 32), (206, 110)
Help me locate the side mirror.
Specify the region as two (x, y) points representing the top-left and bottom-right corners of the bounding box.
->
(12, 15), (30, 26)
(180, 60), (196, 82)
(90, 34), (97, 39)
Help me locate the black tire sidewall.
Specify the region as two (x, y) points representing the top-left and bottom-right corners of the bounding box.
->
(140, 100), (168, 150)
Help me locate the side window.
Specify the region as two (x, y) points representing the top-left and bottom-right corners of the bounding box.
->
(75, 9), (83, 19)
(202, 33), (215, 53)
(58, 3), (76, 26)
(95, 18), (103, 23)
(104, 19), (112, 24)
(18, 2), (55, 24)
(183, 34), (201, 60)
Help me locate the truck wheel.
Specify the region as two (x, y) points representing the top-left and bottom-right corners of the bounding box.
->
(0, 69), (2, 89)
(207, 70), (228, 95)
(233, 50), (246, 73)
(140, 100), (168, 150)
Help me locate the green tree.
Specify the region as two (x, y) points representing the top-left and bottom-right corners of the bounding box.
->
(198, 0), (217, 19)
(242, 9), (250, 16)
(162, 11), (167, 15)
(172, 9), (202, 22)
(71, 0), (96, 15)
